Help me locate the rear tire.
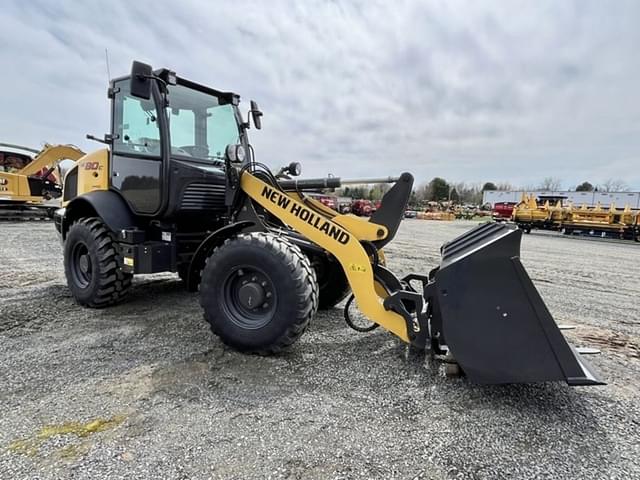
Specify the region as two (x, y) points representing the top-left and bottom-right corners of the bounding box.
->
(311, 255), (351, 309)
(64, 217), (132, 307)
(200, 233), (318, 354)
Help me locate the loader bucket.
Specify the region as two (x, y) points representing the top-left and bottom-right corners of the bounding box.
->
(429, 222), (604, 385)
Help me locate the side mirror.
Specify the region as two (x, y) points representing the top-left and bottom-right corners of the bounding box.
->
(250, 100), (263, 130)
(130, 61), (153, 100)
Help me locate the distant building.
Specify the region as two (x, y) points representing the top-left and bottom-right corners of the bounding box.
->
(482, 190), (640, 209)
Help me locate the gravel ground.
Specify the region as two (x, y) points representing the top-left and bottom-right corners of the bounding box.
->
(1, 220), (638, 479)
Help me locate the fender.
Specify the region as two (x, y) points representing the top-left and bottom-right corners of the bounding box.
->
(185, 220), (257, 291)
(62, 190), (137, 240)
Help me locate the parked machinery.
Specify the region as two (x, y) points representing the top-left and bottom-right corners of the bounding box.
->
(0, 142), (85, 220)
(513, 193), (639, 241)
(55, 61), (604, 385)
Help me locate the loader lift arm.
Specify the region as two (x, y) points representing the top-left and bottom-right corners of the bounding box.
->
(241, 169), (420, 344)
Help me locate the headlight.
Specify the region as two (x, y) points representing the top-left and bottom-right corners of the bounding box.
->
(225, 144), (246, 163)
(236, 145), (246, 163)
(288, 162), (301, 176)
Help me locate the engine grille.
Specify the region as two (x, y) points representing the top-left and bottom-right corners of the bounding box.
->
(63, 168), (78, 201)
(181, 183), (226, 211)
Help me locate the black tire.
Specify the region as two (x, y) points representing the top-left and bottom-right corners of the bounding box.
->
(200, 232), (318, 354)
(311, 254), (351, 310)
(64, 217), (132, 307)
(177, 264), (189, 286)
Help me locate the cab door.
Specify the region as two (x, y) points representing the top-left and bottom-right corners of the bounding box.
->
(110, 79), (165, 215)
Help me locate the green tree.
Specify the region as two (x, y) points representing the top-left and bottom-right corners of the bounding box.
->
(482, 182), (497, 191)
(427, 177), (450, 201)
(349, 187), (366, 199)
(368, 183), (390, 201)
(575, 181), (594, 192)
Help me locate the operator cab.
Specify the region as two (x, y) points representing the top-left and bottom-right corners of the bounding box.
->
(107, 63), (256, 224)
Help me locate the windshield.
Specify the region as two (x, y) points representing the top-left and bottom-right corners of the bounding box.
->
(166, 83), (241, 163)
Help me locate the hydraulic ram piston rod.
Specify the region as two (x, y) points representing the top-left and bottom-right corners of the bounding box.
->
(340, 176), (400, 185)
(279, 176), (400, 191)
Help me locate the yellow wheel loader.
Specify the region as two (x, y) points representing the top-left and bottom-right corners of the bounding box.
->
(56, 61), (603, 385)
(0, 142), (85, 220)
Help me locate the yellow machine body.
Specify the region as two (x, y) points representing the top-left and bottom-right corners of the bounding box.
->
(61, 149), (109, 206)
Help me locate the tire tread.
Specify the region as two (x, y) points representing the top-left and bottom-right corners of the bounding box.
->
(200, 232), (318, 354)
(65, 217), (132, 307)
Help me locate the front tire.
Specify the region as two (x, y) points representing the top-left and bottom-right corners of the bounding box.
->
(200, 233), (318, 354)
(64, 217), (132, 307)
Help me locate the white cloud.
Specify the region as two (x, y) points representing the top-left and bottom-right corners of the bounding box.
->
(1, 0), (638, 189)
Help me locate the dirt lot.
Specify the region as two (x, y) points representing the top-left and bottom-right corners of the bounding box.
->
(1, 220), (639, 479)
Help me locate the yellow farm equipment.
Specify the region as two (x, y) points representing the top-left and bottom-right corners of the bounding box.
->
(0, 143), (85, 220)
(417, 211), (456, 221)
(512, 193), (639, 241)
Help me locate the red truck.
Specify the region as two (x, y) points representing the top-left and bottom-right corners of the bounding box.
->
(317, 195), (336, 210)
(351, 199), (374, 216)
(492, 202), (517, 220)
(305, 192), (338, 211)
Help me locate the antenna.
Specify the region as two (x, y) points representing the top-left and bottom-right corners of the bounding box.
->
(104, 48), (111, 80)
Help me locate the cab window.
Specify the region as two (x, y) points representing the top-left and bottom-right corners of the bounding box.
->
(112, 81), (161, 157)
(166, 84), (240, 163)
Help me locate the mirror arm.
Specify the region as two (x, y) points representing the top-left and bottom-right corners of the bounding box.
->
(86, 133), (119, 145)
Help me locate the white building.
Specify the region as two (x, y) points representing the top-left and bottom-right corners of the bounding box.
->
(482, 190), (640, 209)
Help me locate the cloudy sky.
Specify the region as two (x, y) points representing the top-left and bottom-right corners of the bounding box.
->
(1, 0), (639, 189)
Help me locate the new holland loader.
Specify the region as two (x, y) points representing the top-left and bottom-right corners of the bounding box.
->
(55, 61), (603, 385)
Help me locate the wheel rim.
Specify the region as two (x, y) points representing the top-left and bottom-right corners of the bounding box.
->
(222, 266), (277, 329)
(71, 241), (93, 289)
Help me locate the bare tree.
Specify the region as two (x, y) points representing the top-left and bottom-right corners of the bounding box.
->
(538, 177), (563, 191)
(453, 182), (483, 204)
(414, 182), (430, 202)
(496, 182), (514, 191)
(599, 179), (629, 192)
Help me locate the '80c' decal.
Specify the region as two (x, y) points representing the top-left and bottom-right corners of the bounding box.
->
(83, 162), (103, 170)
